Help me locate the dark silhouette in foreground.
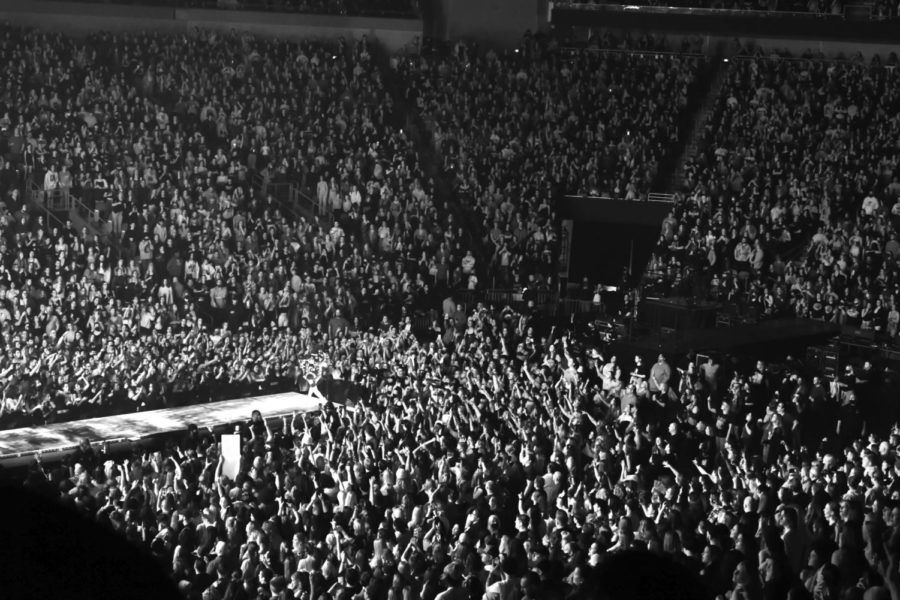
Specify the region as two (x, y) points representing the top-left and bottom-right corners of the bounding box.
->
(587, 550), (710, 600)
(0, 484), (180, 600)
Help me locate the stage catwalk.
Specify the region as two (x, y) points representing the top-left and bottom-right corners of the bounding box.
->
(0, 391), (321, 463)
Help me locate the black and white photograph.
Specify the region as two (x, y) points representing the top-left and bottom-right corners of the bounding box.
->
(0, 1), (899, 599)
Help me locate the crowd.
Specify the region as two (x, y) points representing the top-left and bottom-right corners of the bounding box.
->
(397, 34), (707, 289)
(0, 26), (474, 428)
(0, 25), (720, 427)
(12, 302), (900, 600)
(6, 19), (900, 600)
(644, 55), (900, 343)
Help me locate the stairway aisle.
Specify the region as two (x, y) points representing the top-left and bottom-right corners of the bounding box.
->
(664, 58), (732, 194)
(378, 45), (489, 284)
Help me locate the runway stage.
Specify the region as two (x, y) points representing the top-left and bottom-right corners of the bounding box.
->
(0, 391), (323, 464)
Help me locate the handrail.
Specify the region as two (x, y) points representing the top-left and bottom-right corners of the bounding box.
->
(730, 52), (886, 66)
(844, 3), (874, 19)
(251, 169), (303, 223)
(295, 185), (319, 213)
(266, 181), (304, 222)
(43, 187), (72, 212)
(273, 177), (332, 224)
(567, 193), (615, 202)
(71, 194), (121, 254)
(648, 192), (676, 203)
(26, 181), (67, 229)
(456, 287), (611, 319)
(251, 170), (267, 192)
(553, 2), (843, 18)
(559, 222), (572, 278)
(565, 193), (667, 203)
(561, 45), (705, 58)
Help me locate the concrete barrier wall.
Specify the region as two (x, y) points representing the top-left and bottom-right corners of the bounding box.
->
(0, 1), (420, 50)
(180, 9), (420, 49)
(571, 27), (900, 60)
(437, 0), (540, 46)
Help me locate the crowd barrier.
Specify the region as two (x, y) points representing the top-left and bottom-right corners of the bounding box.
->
(454, 288), (607, 319)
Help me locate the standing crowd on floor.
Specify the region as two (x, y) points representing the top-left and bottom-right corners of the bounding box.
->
(18, 304), (900, 600)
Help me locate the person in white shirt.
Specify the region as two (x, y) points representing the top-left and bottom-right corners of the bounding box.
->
(862, 192), (880, 216)
(184, 257), (200, 281)
(892, 199), (900, 218)
(733, 237), (752, 269)
(43, 164), (59, 191)
(461, 250), (476, 275)
(601, 356), (621, 392)
(811, 226), (828, 247)
(329, 223), (344, 243)
(316, 175), (329, 212)
(349, 184), (362, 207)
(482, 557), (519, 600)
(158, 279), (174, 305)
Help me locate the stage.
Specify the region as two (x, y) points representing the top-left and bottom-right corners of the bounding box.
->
(615, 317), (840, 357)
(0, 391), (322, 466)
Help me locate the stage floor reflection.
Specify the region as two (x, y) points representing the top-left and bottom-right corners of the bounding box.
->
(0, 391), (321, 460)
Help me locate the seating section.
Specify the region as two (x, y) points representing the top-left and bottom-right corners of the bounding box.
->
(399, 37), (708, 288)
(644, 57), (900, 340)
(0, 27), (455, 427)
(2, 24), (900, 600)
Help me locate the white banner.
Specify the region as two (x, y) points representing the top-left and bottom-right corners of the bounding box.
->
(221, 434), (241, 480)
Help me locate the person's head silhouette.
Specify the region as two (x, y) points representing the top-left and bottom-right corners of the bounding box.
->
(0, 484), (180, 600)
(582, 550), (709, 600)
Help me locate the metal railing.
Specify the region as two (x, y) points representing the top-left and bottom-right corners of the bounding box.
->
(251, 169), (331, 225)
(844, 3), (874, 19)
(72, 195), (121, 254)
(26, 181), (67, 228)
(555, 2), (842, 18)
(35, 187), (73, 212)
(26, 180), (124, 255)
(454, 288), (608, 319)
(296, 185), (328, 222)
(561, 45), (706, 58)
(559, 221), (572, 279)
(730, 50), (886, 65)
(250, 169), (268, 197)
(648, 192), (676, 203)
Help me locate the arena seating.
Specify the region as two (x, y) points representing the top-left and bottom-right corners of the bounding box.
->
(644, 55), (900, 344)
(398, 35), (708, 289)
(0, 27), (450, 427)
(1, 23), (900, 600)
